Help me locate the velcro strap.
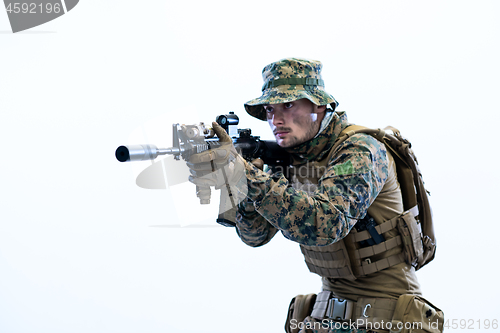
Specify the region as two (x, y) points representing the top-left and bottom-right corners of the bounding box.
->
(354, 235), (403, 259)
(351, 215), (399, 242)
(409, 205), (419, 218)
(301, 246), (347, 261)
(350, 206), (418, 243)
(262, 77), (324, 91)
(304, 261), (354, 279)
(353, 253), (406, 276)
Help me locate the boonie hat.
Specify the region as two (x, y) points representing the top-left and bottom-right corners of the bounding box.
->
(244, 58), (338, 121)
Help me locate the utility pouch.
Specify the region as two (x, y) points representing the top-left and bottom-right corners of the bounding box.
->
(396, 210), (424, 267)
(285, 293), (317, 333)
(390, 294), (444, 333)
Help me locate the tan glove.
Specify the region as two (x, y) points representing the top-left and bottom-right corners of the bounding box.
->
(250, 158), (264, 171)
(186, 122), (248, 212)
(186, 122), (247, 188)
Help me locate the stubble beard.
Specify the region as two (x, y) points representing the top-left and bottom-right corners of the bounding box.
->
(280, 112), (321, 148)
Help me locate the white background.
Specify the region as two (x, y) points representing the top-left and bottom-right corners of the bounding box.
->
(1, 1), (499, 332)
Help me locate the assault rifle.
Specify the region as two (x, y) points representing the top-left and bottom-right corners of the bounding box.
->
(115, 112), (290, 206)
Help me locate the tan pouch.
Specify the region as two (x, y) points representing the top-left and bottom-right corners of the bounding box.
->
(285, 293), (317, 333)
(390, 294), (444, 333)
(396, 211), (424, 267)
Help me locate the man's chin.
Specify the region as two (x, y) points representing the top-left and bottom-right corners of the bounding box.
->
(276, 138), (297, 149)
(275, 138), (288, 148)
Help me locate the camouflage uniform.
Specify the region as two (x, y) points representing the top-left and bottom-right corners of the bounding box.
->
(235, 58), (421, 333)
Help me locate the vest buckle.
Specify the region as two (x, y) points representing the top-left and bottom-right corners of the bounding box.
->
(328, 298), (347, 320)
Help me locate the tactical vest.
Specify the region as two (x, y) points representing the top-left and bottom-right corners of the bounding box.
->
(291, 127), (420, 280)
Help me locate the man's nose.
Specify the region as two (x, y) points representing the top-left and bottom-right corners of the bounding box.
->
(271, 110), (284, 126)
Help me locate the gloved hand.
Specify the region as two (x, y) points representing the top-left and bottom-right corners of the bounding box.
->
(186, 122), (248, 210)
(250, 158), (264, 171)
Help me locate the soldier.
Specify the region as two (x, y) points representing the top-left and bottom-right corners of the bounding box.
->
(187, 58), (442, 333)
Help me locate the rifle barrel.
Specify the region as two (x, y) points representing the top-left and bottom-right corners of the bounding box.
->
(115, 145), (180, 162)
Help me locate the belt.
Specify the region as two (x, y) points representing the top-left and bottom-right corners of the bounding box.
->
(311, 291), (398, 325)
(311, 291), (355, 320)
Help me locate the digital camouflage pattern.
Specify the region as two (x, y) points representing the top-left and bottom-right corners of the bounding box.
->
(244, 58), (339, 121)
(235, 111), (389, 247)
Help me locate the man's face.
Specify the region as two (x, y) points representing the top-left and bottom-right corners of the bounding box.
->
(264, 99), (326, 148)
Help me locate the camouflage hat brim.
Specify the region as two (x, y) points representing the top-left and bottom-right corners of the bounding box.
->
(244, 84), (338, 121)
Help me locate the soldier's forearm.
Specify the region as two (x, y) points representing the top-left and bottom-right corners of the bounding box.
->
(235, 209), (278, 247)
